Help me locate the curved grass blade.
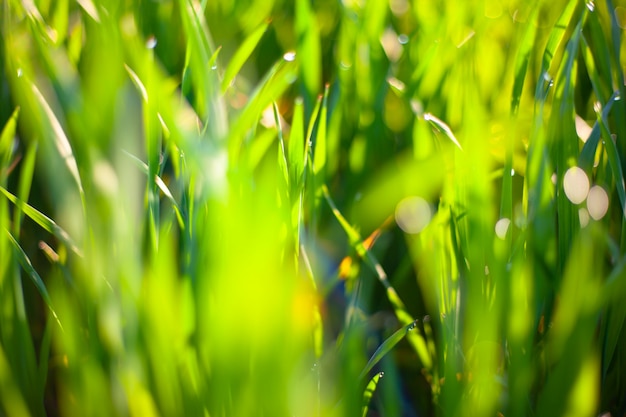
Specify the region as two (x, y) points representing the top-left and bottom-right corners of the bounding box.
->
(0, 185), (82, 256)
(362, 371), (384, 417)
(228, 57), (298, 162)
(359, 321), (417, 380)
(313, 84), (329, 177)
(273, 102), (290, 191)
(534, 0), (579, 102)
(6, 230), (62, 330)
(31, 84), (84, 197)
(323, 185), (432, 369)
(221, 21), (269, 92)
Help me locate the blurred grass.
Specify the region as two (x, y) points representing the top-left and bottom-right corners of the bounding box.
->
(2, 0), (626, 416)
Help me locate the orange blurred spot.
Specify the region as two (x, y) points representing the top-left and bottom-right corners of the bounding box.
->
(338, 216), (393, 280)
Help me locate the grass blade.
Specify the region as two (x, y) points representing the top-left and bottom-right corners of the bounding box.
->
(423, 113), (463, 151)
(362, 371), (384, 417)
(221, 21), (269, 92)
(6, 230), (62, 330)
(359, 321), (417, 380)
(31, 84), (84, 197)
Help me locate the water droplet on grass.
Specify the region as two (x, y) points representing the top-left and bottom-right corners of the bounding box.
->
(398, 34), (409, 44)
(283, 51), (296, 62)
(378, 371), (385, 378)
(17, 68), (23, 78)
(146, 36), (157, 49)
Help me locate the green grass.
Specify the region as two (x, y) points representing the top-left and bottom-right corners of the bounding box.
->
(2, 0), (626, 416)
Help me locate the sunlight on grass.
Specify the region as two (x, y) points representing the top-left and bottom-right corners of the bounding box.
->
(2, 0), (626, 416)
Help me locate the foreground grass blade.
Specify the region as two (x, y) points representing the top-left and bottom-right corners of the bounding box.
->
(31, 84), (84, 197)
(362, 371), (384, 417)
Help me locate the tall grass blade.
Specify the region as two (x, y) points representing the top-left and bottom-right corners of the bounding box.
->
(0, 186), (82, 256)
(221, 21), (269, 92)
(6, 230), (62, 330)
(361, 372), (384, 417)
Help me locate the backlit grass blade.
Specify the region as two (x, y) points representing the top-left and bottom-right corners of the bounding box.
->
(535, 0), (579, 102)
(221, 21), (269, 92)
(228, 57), (298, 162)
(358, 321), (417, 380)
(0, 107), (19, 160)
(6, 230), (62, 330)
(423, 112), (463, 151)
(272, 102), (289, 187)
(13, 143), (38, 235)
(361, 372), (384, 417)
(0, 185), (82, 256)
(552, 12), (585, 274)
(31, 84), (84, 197)
(313, 84), (329, 178)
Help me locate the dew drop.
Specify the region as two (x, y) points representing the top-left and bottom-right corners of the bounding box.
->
(398, 34), (409, 44)
(16, 68), (23, 78)
(510, 168), (515, 176)
(586, 1), (595, 11)
(146, 35), (157, 49)
(283, 51), (296, 62)
(378, 371), (385, 378)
